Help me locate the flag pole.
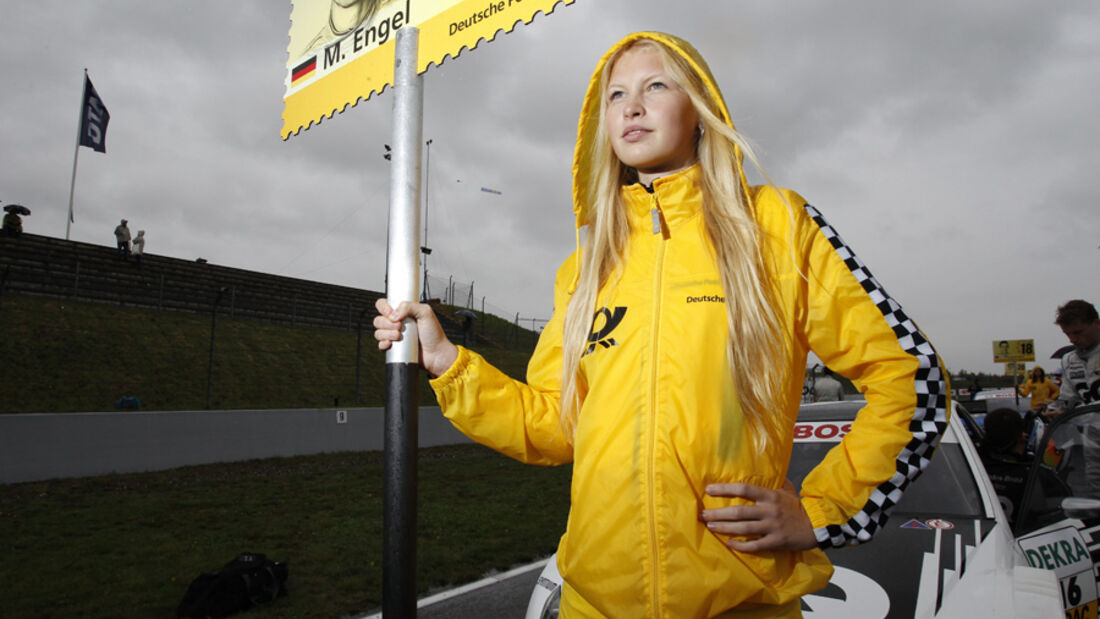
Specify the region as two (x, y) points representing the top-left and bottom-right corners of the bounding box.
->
(66, 69), (87, 240)
(383, 26), (422, 619)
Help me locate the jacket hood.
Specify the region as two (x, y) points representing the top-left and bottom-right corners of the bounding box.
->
(571, 32), (737, 229)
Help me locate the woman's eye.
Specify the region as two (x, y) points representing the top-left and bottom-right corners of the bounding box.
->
(608, 90), (624, 101)
(648, 81), (667, 91)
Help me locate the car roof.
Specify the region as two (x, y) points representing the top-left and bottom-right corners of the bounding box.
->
(796, 400), (864, 422)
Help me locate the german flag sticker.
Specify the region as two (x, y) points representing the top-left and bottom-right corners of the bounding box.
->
(291, 56), (317, 86)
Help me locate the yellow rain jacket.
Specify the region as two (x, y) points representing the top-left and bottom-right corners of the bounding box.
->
(431, 32), (949, 618)
(1018, 378), (1059, 411)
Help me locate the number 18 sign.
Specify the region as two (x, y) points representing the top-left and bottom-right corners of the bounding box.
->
(992, 338), (1035, 364)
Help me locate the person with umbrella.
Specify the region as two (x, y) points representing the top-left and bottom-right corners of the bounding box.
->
(2, 203), (30, 238)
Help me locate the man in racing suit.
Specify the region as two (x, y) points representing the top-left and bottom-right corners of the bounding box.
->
(1052, 300), (1100, 496)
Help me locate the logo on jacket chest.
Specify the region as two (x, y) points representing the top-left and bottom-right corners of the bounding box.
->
(686, 294), (724, 304)
(585, 306), (627, 356)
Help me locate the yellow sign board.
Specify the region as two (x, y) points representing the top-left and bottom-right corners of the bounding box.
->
(1004, 361), (1027, 377)
(992, 339), (1035, 363)
(284, 0), (576, 139)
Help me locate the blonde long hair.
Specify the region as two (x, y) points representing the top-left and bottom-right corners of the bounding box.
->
(560, 38), (789, 454)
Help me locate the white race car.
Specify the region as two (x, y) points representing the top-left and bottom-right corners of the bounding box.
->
(526, 400), (1065, 618)
(971, 387), (1031, 413)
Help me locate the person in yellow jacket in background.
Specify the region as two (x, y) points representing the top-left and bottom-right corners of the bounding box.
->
(374, 32), (949, 618)
(1019, 365), (1060, 417)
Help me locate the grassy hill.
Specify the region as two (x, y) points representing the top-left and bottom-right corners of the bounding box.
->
(0, 293), (536, 413)
(0, 293), (567, 619)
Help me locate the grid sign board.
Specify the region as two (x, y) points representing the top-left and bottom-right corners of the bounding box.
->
(284, 0), (577, 139)
(992, 339), (1035, 363)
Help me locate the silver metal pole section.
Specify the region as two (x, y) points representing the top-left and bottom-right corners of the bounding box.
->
(66, 70), (87, 241)
(385, 28), (423, 364)
(383, 26), (422, 619)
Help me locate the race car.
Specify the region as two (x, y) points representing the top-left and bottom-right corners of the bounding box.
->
(971, 387), (1031, 414)
(526, 400), (1063, 618)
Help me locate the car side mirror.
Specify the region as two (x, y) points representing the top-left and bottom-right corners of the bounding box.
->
(1061, 497), (1100, 519)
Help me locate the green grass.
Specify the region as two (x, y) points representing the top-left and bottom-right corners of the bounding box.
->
(0, 294), (559, 616)
(0, 294), (535, 413)
(0, 444), (572, 618)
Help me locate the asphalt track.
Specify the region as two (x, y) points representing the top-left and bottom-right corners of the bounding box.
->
(358, 558), (548, 619)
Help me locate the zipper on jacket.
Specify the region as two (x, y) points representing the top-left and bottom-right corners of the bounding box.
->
(647, 192), (665, 617)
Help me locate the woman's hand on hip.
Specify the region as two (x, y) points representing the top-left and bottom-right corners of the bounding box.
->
(699, 480), (817, 552)
(372, 298), (458, 378)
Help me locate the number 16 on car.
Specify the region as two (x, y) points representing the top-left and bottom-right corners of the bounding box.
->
(1017, 526), (1098, 618)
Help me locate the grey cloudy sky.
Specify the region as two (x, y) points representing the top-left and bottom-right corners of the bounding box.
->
(2, 1), (1097, 375)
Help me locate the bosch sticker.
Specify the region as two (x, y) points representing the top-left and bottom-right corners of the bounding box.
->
(793, 422), (853, 442)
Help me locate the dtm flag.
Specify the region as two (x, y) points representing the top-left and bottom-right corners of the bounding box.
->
(283, 0), (578, 139)
(79, 74), (110, 153)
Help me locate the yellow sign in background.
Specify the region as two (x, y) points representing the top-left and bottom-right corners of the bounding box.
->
(991, 338), (1035, 364)
(284, 0), (576, 139)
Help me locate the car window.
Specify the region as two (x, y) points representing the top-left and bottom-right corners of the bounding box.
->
(790, 441), (984, 518)
(1015, 410), (1100, 535)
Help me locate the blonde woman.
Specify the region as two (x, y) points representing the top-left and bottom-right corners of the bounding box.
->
(1019, 365), (1059, 415)
(375, 32), (948, 617)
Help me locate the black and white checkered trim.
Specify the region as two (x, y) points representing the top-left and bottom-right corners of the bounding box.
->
(804, 204), (949, 548)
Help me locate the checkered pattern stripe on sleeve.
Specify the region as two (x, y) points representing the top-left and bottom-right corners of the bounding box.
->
(804, 204), (949, 548)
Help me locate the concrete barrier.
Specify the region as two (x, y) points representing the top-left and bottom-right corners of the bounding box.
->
(0, 407), (471, 484)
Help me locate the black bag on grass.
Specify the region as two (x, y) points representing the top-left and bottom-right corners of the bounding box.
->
(177, 552), (288, 618)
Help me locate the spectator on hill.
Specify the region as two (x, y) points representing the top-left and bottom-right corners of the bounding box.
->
(132, 230), (145, 267)
(114, 219), (131, 260)
(813, 368), (844, 401)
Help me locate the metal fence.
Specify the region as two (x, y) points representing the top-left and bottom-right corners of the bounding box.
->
(0, 233), (546, 349)
(424, 273), (549, 349)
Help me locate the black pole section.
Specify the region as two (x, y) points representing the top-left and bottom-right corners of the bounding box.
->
(383, 362), (419, 617)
